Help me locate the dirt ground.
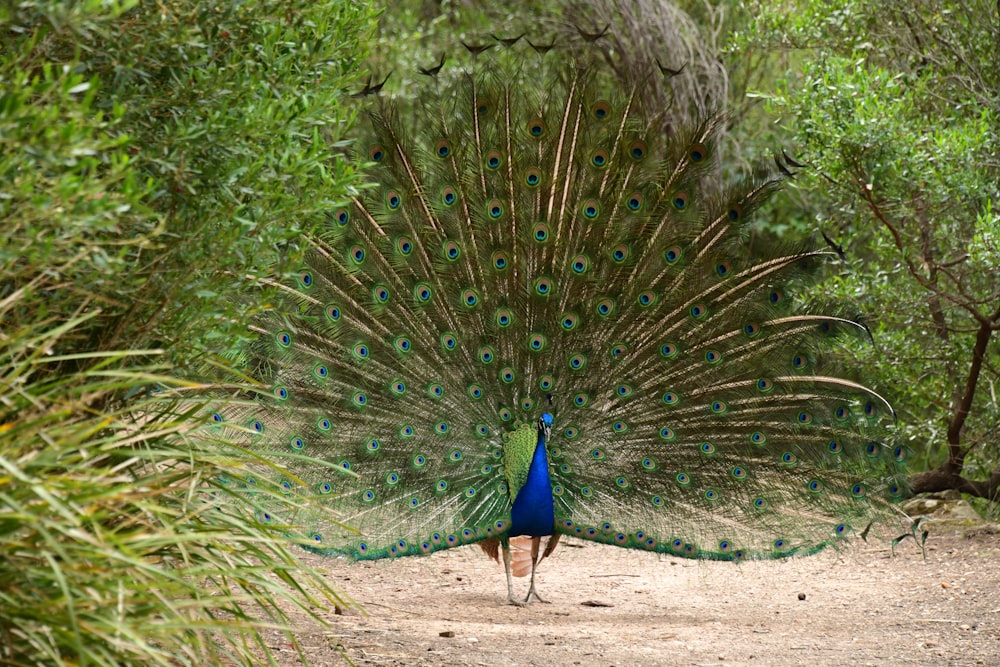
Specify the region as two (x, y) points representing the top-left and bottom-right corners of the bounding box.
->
(264, 517), (1000, 666)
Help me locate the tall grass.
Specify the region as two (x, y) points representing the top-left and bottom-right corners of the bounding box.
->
(0, 310), (344, 665)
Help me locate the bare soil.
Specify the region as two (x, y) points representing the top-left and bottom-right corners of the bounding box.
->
(265, 521), (1000, 666)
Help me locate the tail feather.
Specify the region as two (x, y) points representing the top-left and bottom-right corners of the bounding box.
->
(206, 38), (908, 571)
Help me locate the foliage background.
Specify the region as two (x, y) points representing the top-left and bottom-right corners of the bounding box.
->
(737, 0), (1000, 502)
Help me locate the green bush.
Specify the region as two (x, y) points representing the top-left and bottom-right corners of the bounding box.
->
(738, 0), (1000, 502)
(1, 0), (377, 664)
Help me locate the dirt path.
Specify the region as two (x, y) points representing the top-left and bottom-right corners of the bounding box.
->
(266, 524), (999, 666)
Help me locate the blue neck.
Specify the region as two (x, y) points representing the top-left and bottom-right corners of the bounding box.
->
(509, 430), (554, 537)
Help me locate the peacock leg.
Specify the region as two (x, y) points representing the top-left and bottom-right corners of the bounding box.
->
(501, 538), (525, 607)
(524, 536), (550, 604)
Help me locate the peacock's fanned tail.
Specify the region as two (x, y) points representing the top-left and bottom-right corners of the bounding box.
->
(210, 41), (907, 564)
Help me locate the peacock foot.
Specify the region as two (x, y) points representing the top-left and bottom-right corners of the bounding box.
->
(524, 587), (549, 604)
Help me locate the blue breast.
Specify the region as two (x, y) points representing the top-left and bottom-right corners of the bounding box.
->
(509, 431), (555, 537)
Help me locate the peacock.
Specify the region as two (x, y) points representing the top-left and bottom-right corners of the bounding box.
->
(208, 35), (908, 606)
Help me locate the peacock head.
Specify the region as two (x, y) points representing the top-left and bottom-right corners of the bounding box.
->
(538, 413), (553, 440)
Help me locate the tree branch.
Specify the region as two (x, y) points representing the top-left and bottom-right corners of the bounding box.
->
(909, 463), (1000, 501)
(852, 169), (996, 325)
(914, 193), (953, 344)
(945, 319), (994, 466)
